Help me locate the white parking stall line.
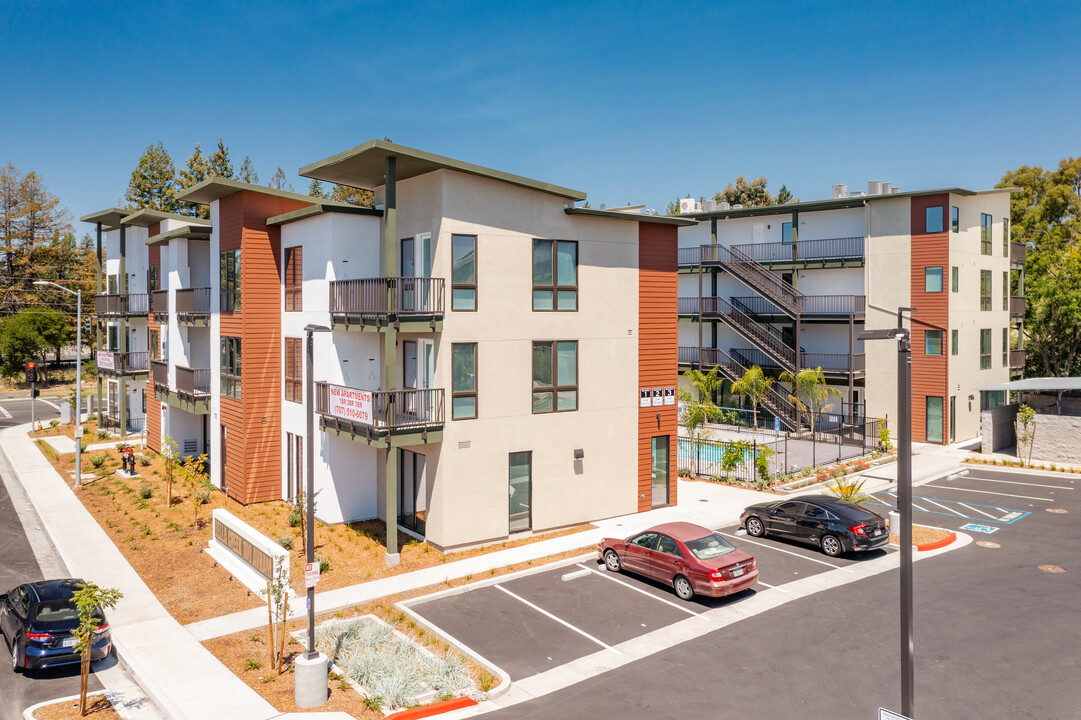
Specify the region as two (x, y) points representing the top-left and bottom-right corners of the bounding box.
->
(954, 502), (1000, 520)
(960, 476), (1074, 491)
(910, 501), (931, 512)
(717, 532), (853, 573)
(919, 497), (969, 517)
(923, 484), (1054, 502)
(0, 404), (10, 419)
(756, 581), (788, 593)
(493, 584), (623, 655)
(575, 565), (712, 622)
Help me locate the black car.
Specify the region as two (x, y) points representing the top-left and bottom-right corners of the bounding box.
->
(739, 495), (890, 557)
(0, 579), (112, 673)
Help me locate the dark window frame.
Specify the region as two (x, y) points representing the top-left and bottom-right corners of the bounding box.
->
(981, 213), (993, 255)
(1003, 216), (1010, 257)
(951, 329), (959, 356)
(926, 396), (944, 444)
(451, 342), (477, 420)
(451, 234), (477, 312)
(980, 328), (992, 369)
(951, 206), (959, 233)
(925, 206), (944, 233)
(980, 270), (992, 311)
(532, 239), (579, 312)
(220, 250), (241, 312)
(951, 266), (959, 293)
(925, 330), (943, 356)
(284, 337), (301, 403)
(1002, 328), (1009, 367)
(924, 266), (943, 293)
(284, 246), (302, 312)
(221, 336), (242, 399)
(532, 340), (579, 414)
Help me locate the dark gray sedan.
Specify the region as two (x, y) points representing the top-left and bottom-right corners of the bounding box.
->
(739, 495), (890, 557)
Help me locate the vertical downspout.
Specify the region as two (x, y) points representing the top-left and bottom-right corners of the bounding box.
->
(382, 155), (399, 566)
(118, 223), (127, 438)
(95, 222), (103, 426)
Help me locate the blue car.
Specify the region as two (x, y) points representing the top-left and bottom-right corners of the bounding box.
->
(0, 579), (112, 673)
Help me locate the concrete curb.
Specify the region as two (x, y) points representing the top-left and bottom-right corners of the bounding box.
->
(915, 531), (957, 552)
(23, 691), (107, 720)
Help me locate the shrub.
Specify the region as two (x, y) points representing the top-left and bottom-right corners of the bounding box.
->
(89, 455), (108, 469)
(318, 556), (332, 574)
(277, 536), (294, 550)
(97, 430), (108, 440)
(139, 456), (151, 467)
(677, 467), (691, 478)
(49, 419), (60, 428)
(138, 486), (153, 499)
(288, 510), (303, 527)
(244, 658), (261, 671)
(830, 475), (870, 503)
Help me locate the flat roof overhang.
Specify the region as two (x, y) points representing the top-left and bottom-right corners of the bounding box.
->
(80, 207), (131, 230)
(564, 207), (698, 226)
(146, 225), (212, 246)
(300, 139), (587, 202)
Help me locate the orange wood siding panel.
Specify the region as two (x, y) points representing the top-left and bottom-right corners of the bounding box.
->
(146, 390), (161, 453)
(216, 190), (310, 504)
(910, 194), (950, 444)
(638, 222), (679, 511)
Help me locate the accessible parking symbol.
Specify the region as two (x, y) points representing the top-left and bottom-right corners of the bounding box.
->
(960, 523), (999, 534)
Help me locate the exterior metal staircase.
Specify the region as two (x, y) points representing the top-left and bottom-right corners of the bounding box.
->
(699, 347), (800, 430)
(701, 244), (804, 317)
(701, 297), (796, 373)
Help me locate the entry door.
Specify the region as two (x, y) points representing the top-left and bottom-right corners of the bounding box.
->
(398, 450), (427, 534)
(400, 234), (433, 312)
(651, 436), (670, 508)
(508, 451), (532, 532)
(949, 396), (956, 444)
(402, 340), (435, 422)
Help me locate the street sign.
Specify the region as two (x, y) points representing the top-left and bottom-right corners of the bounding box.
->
(304, 562), (321, 588)
(774, 416), (781, 434)
(879, 709), (912, 720)
(74, 424), (83, 438)
(960, 523), (998, 534)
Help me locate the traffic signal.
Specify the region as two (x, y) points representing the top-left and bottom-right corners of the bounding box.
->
(25, 361), (37, 384)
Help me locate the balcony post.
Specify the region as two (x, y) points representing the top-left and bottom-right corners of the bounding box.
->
(848, 314), (855, 421)
(383, 154), (400, 567)
(95, 221), (103, 426)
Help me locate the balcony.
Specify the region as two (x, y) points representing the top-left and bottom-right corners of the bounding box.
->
(329, 277), (444, 332)
(730, 237), (865, 268)
(677, 246), (702, 268)
(731, 295), (866, 319)
(1010, 241), (1026, 267)
(1010, 296), (1026, 319)
(150, 290), (168, 316)
(732, 347), (865, 376)
(96, 351), (149, 377)
(1010, 349), (1026, 370)
(153, 359), (210, 414)
(315, 381), (444, 445)
(95, 293), (148, 317)
(151, 359), (168, 389)
(176, 288), (211, 326)
(678, 346), (699, 365)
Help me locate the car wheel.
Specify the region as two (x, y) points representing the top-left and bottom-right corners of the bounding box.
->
(746, 516), (766, 538)
(603, 549), (622, 572)
(12, 640), (22, 674)
(673, 575), (695, 601)
(821, 534), (843, 557)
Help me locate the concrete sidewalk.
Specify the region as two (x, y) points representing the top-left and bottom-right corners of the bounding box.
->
(1, 424), (350, 720)
(187, 479), (777, 641)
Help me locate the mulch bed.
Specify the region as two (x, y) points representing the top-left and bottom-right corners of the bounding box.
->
(31, 695), (120, 719)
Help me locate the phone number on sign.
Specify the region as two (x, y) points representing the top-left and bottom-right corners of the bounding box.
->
(328, 386), (373, 424)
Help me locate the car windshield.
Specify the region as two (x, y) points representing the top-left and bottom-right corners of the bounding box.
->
(683, 533), (736, 561)
(33, 600), (80, 624)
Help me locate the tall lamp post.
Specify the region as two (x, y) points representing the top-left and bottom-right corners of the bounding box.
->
(858, 307), (916, 718)
(297, 323), (330, 708)
(35, 281), (83, 488)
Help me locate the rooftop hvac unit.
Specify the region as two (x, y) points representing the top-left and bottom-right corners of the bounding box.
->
(867, 180), (883, 195)
(850, 191), (866, 198)
(731, 204), (743, 210)
(679, 197), (700, 214)
(891, 187), (903, 193)
(833, 184), (848, 199)
(718, 202), (731, 210)
(881, 182), (892, 194)
(701, 200), (718, 212)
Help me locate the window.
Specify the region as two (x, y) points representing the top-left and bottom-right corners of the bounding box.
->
(924, 267), (943, 293)
(981, 213), (992, 255)
(451, 343), (477, 419)
(221, 336), (242, 399)
(149, 329), (160, 361)
(631, 532), (658, 549)
(286, 433), (303, 501)
(980, 270), (992, 311)
(925, 206), (943, 233)
(655, 535), (680, 557)
(951, 266), (959, 292)
(1003, 328), (1009, 367)
(284, 246), (302, 312)
(532, 340), (577, 413)
(148, 265), (159, 294)
(782, 222), (793, 244)
(1003, 271), (1008, 311)
(1003, 217), (1010, 257)
(980, 329), (992, 369)
(107, 325), (118, 351)
(925, 330), (943, 356)
(220, 250), (241, 312)
(533, 239), (578, 311)
(951, 329), (958, 356)
(951, 206), (959, 233)
(926, 397), (944, 443)
(451, 234), (476, 311)
(284, 337), (301, 403)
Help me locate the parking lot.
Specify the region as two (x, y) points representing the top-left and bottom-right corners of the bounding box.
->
(406, 525), (895, 681)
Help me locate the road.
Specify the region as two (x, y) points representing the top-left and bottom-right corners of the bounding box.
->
(411, 465), (1079, 719)
(0, 394), (101, 718)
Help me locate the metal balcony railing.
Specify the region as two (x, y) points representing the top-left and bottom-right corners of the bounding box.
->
(97, 351), (149, 374)
(730, 295), (866, 317)
(700, 244), (804, 317)
(696, 347), (799, 429)
(1010, 349), (1026, 369)
(315, 382), (445, 432)
(701, 297), (796, 370)
(95, 294), (149, 316)
(176, 366), (211, 399)
(329, 277), (445, 317)
(678, 297), (700, 315)
(1010, 241), (1026, 264)
(733, 347), (866, 374)
(151, 359), (168, 388)
(150, 290), (168, 315)
(731, 237), (865, 264)
(1010, 296), (1026, 316)
(678, 346), (699, 364)
(678, 246), (702, 267)
(176, 288), (211, 319)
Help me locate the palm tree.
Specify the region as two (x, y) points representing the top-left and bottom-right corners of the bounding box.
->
(678, 366), (724, 476)
(779, 366), (843, 466)
(730, 365), (774, 431)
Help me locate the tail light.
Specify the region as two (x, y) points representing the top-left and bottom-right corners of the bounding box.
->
(749, 558), (756, 570)
(93, 623), (109, 635)
(710, 569), (726, 580)
(849, 523), (869, 536)
(26, 631), (54, 641)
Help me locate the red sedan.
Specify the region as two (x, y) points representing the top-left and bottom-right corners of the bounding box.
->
(598, 522), (758, 601)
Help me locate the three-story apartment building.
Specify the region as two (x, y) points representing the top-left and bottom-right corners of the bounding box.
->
(677, 183), (1023, 445)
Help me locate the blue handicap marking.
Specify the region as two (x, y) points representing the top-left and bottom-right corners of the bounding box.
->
(960, 523), (998, 534)
(866, 492), (1031, 526)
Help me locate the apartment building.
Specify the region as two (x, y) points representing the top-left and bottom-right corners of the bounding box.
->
(677, 183), (1023, 445)
(79, 208), (212, 437)
(83, 141), (686, 562)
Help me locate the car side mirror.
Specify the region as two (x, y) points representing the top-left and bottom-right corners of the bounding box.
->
(0, 593), (7, 603)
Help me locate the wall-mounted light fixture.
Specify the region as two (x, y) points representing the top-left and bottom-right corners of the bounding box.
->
(573, 448), (584, 460)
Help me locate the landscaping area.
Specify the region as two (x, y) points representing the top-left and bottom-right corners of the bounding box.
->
(31, 696), (120, 720)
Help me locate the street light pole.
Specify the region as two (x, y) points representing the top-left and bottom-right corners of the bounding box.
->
(34, 281), (83, 488)
(859, 306), (917, 719)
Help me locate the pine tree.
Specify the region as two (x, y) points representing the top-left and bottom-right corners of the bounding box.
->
(238, 156), (259, 184)
(178, 143), (210, 218)
(208, 139), (234, 180)
(330, 184), (374, 208)
(268, 167), (293, 192)
(307, 179), (328, 198)
(125, 142), (178, 213)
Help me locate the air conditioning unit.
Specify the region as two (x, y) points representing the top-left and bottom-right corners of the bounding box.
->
(868, 180), (883, 196)
(881, 182), (892, 194)
(718, 202), (731, 211)
(833, 184), (848, 199)
(850, 191), (866, 198)
(701, 200), (718, 212)
(679, 197), (701, 214)
(731, 204), (744, 210)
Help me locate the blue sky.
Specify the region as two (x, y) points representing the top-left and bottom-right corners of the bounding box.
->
(3, 0), (1078, 227)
